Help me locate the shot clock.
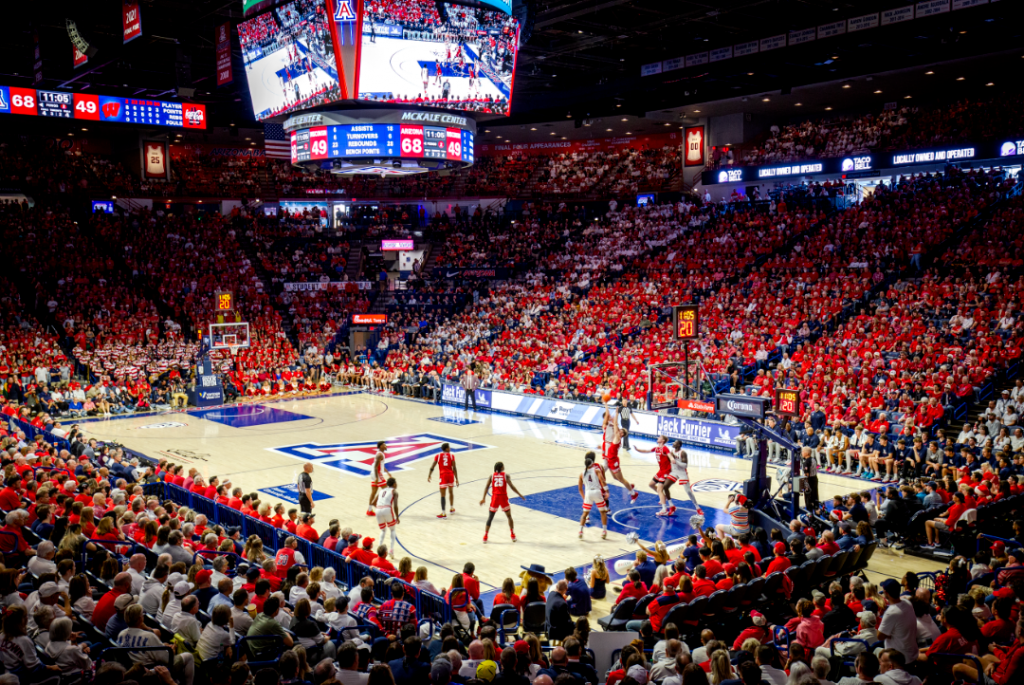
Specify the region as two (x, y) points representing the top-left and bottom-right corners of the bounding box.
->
(775, 387), (800, 417)
(672, 305), (699, 341)
(214, 291), (234, 312)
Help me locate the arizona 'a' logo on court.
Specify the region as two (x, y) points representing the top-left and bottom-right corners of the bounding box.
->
(267, 434), (493, 477)
(334, 0), (356, 22)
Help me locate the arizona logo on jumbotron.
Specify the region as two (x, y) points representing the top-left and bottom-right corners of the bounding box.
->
(267, 434), (494, 477)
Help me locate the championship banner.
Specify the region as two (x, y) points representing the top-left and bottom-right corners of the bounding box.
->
(215, 22), (233, 86)
(123, 2), (142, 44)
(684, 126), (705, 167)
(143, 141), (167, 179)
(283, 281), (374, 292)
(73, 44), (89, 69)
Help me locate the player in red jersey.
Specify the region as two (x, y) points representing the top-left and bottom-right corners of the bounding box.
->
(479, 462), (525, 543)
(635, 435), (675, 516)
(366, 441), (390, 516)
(427, 442), (460, 518)
(604, 427), (639, 503)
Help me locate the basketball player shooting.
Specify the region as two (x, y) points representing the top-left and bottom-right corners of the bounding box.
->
(427, 442), (459, 518)
(604, 427), (639, 502)
(635, 435), (675, 516)
(366, 441), (391, 516)
(578, 453), (609, 540)
(480, 461), (525, 543)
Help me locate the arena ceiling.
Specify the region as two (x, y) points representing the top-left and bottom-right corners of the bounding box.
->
(2, 1), (1022, 132)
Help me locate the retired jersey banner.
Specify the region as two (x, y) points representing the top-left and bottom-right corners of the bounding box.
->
(123, 2), (142, 44)
(684, 126), (705, 167)
(73, 44), (89, 69)
(215, 22), (233, 86)
(143, 141), (167, 178)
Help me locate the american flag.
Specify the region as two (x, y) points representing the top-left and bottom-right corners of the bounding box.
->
(264, 123), (292, 160)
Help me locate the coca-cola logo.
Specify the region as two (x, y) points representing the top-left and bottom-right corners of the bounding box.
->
(185, 107), (204, 124)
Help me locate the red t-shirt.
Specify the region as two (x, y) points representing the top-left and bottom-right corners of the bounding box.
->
(927, 626), (972, 657)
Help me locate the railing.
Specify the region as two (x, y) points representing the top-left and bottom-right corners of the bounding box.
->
(149, 482), (451, 623)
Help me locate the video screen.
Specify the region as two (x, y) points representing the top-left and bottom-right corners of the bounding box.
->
(356, 1), (519, 115)
(239, 0), (343, 120)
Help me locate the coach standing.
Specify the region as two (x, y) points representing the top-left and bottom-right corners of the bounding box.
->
(462, 369), (479, 412)
(298, 463), (314, 514)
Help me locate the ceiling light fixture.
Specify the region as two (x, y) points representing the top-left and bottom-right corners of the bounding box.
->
(904, 95), (912, 99)
(925, 71), (934, 75)
(824, 106), (832, 110)
(621, 118), (628, 121)
(956, 77), (965, 81)
(986, 82), (994, 86)
(874, 90), (882, 94)
(762, 97), (770, 102)
(795, 103), (803, 106)
(530, 127), (537, 131)
(693, 109), (701, 113)
(606, 128), (612, 131)
(842, 84), (851, 89)
(550, 132), (556, 135)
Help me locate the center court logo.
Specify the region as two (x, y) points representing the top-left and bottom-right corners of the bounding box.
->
(135, 422), (187, 430)
(692, 478), (743, 493)
(267, 433), (494, 477)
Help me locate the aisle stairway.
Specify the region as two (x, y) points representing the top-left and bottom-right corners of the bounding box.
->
(234, 230), (301, 351)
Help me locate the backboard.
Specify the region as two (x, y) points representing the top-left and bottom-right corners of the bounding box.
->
(209, 322), (251, 353)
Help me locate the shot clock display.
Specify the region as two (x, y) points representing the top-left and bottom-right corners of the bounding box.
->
(214, 291), (234, 312)
(775, 387), (800, 417)
(672, 305), (699, 341)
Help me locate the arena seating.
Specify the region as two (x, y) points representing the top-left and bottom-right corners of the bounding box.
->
(2, 143), (1024, 685)
(735, 92), (1024, 167)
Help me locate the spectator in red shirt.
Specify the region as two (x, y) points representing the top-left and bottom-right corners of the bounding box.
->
(92, 572), (133, 630)
(925, 491), (968, 547)
(766, 542), (792, 575)
(463, 562), (483, 615)
(0, 475), (25, 511)
(612, 570), (648, 607)
(347, 537), (377, 566)
(295, 513), (319, 542)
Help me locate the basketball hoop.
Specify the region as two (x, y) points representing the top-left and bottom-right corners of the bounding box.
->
(229, 346), (239, 357)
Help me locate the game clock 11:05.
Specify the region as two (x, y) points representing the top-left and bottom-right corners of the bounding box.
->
(673, 305), (699, 341)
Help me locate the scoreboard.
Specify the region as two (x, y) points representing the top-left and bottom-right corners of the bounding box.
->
(672, 304), (699, 341)
(284, 109), (477, 175)
(0, 85), (206, 130)
(291, 123), (474, 165)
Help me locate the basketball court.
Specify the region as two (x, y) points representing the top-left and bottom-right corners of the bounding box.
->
(76, 389), (930, 610)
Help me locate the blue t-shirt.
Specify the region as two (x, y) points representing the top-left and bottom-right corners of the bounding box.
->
(683, 545), (702, 572)
(566, 579), (591, 615)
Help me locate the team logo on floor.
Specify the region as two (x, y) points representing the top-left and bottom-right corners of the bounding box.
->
(692, 478), (744, 493)
(267, 433), (494, 477)
(135, 422), (188, 430)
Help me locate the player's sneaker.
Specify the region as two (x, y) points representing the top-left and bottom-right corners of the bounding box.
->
(630, 487), (639, 503)
(511, 532), (517, 542)
(365, 509), (374, 516)
(578, 530), (584, 539)
(601, 530), (607, 540)
(450, 508), (456, 514)
(667, 506), (677, 517)
(436, 513), (447, 519)
(656, 509), (669, 517)
(483, 533), (488, 543)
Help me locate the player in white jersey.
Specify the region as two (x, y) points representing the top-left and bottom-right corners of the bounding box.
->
(421, 65), (430, 93)
(366, 441), (390, 516)
(666, 440), (703, 517)
(375, 477), (399, 555)
(578, 453), (608, 540)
